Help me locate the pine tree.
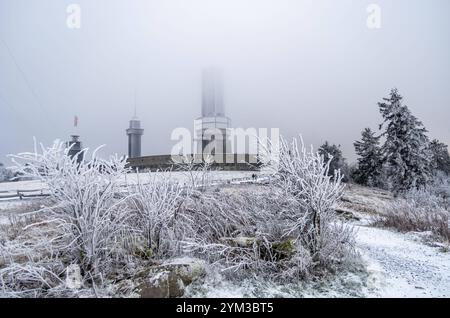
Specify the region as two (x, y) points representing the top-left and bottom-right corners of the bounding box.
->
(0, 163), (11, 182)
(429, 139), (450, 175)
(318, 141), (349, 181)
(353, 128), (383, 186)
(0, 163), (5, 182)
(379, 89), (432, 192)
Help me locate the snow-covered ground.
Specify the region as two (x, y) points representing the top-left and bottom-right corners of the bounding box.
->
(0, 171), (259, 193)
(121, 170), (260, 185)
(1, 178), (449, 298)
(0, 179), (47, 192)
(341, 185), (450, 297)
(356, 224), (450, 298)
(185, 222), (450, 298)
(186, 184), (450, 298)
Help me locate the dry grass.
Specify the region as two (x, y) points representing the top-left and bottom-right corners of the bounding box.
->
(339, 184), (393, 216)
(373, 193), (450, 242)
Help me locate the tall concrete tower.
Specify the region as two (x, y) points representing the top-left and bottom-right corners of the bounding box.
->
(126, 114), (144, 159)
(202, 67), (225, 117)
(195, 68), (231, 158)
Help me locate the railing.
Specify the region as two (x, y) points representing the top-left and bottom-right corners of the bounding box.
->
(0, 189), (50, 200)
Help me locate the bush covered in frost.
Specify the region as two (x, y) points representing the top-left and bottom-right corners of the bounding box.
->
(1, 141), (139, 296)
(374, 186), (450, 241)
(181, 137), (356, 280)
(0, 137), (357, 297)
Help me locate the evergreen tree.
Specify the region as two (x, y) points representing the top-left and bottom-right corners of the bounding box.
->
(0, 163), (11, 182)
(379, 89), (432, 192)
(429, 139), (450, 175)
(318, 141), (349, 181)
(353, 128), (383, 186)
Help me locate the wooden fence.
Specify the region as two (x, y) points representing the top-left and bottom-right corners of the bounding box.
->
(0, 189), (50, 200)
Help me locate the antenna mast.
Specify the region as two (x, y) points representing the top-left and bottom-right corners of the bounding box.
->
(134, 88), (137, 118)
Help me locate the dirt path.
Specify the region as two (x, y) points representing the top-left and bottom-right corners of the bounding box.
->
(356, 224), (450, 297)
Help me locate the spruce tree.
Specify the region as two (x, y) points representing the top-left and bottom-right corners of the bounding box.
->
(353, 128), (383, 186)
(318, 141), (349, 181)
(0, 163), (11, 182)
(379, 89), (432, 192)
(429, 139), (450, 175)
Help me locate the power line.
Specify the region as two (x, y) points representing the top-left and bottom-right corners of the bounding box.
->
(0, 37), (55, 126)
(0, 91), (34, 132)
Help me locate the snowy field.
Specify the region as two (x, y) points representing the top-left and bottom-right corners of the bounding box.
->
(0, 171), (259, 193)
(0, 179), (47, 192)
(120, 170), (260, 185)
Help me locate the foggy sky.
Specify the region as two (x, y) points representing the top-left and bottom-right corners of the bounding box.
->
(1, 0), (449, 164)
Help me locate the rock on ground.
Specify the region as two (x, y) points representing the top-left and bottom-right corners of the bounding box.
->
(138, 257), (206, 298)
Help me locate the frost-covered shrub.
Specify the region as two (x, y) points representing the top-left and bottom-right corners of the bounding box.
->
(173, 154), (213, 192)
(1, 141), (220, 297)
(181, 185), (311, 279)
(0, 260), (67, 298)
(127, 173), (186, 259)
(426, 174), (450, 211)
(7, 140), (135, 281)
(262, 137), (355, 266)
(125, 156), (215, 260)
(0, 204), (90, 298)
(374, 189), (450, 241)
(183, 137), (356, 280)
